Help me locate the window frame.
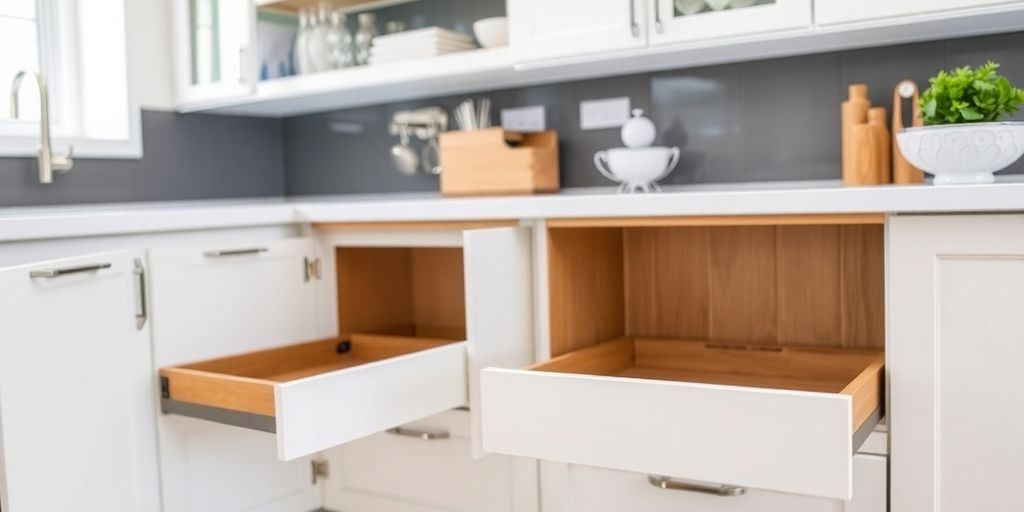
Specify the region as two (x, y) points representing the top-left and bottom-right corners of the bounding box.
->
(0, 0), (142, 159)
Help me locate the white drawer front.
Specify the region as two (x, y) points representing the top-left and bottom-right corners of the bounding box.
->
(276, 342), (469, 460)
(324, 411), (536, 512)
(481, 368), (855, 499)
(559, 454), (885, 512)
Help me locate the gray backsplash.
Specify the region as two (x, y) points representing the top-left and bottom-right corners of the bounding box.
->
(0, 110), (285, 207)
(285, 30), (1024, 196)
(1, 31), (1021, 207)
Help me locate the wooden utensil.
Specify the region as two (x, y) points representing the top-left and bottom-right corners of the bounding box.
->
(842, 84), (871, 186)
(868, 107), (891, 184)
(892, 80), (924, 184)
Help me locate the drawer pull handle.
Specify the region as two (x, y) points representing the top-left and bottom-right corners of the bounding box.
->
(29, 262), (112, 279)
(386, 427), (450, 441)
(648, 476), (746, 497)
(203, 247), (268, 257)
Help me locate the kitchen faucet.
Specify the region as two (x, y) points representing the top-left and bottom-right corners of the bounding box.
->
(10, 70), (73, 184)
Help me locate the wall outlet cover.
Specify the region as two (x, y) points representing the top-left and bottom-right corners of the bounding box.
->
(580, 97), (631, 131)
(501, 106), (546, 132)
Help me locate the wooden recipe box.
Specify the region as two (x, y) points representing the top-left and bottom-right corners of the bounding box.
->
(481, 214), (886, 501)
(438, 128), (559, 197)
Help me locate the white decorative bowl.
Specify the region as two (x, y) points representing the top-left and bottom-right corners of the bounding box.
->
(473, 17), (508, 48)
(594, 147), (680, 193)
(895, 122), (1024, 185)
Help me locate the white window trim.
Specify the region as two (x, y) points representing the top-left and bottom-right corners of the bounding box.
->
(0, 0), (142, 159)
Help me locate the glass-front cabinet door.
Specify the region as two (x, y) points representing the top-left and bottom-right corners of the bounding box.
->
(173, 0), (256, 108)
(648, 0), (810, 47)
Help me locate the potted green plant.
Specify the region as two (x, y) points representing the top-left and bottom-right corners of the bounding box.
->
(896, 61), (1024, 185)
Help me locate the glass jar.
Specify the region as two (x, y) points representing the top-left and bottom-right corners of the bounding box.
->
(325, 10), (354, 69)
(353, 12), (378, 66)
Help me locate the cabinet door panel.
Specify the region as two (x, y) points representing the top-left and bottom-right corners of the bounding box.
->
(174, 0), (256, 106)
(464, 227), (535, 458)
(890, 214), (1024, 512)
(149, 237), (321, 512)
(509, 0), (646, 62)
(650, 0), (811, 47)
(0, 252), (159, 512)
(815, 0), (1024, 25)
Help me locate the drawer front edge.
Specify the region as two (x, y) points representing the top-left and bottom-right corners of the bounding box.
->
(276, 341), (470, 460)
(480, 368), (853, 499)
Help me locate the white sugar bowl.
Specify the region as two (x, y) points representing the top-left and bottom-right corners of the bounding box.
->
(595, 146), (681, 193)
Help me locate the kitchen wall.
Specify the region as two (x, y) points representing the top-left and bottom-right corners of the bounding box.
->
(0, 111), (285, 207)
(284, 30), (1024, 195)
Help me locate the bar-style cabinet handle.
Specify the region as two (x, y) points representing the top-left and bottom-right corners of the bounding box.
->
(202, 247), (268, 257)
(29, 262), (112, 279)
(386, 427), (450, 441)
(654, 0), (664, 33)
(647, 475), (746, 496)
(629, 0), (640, 37)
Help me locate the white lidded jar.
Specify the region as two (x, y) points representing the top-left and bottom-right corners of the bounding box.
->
(620, 109), (657, 148)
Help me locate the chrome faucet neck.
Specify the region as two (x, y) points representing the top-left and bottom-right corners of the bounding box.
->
(10, 70), (73, 184)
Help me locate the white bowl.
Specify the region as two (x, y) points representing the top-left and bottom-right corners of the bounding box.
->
(896, 122), (1024, 185)
(594, 147), (680, 193)
(473, 17), (508, 49)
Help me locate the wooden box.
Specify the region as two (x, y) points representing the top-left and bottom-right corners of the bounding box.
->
(439, 128), (559, 197)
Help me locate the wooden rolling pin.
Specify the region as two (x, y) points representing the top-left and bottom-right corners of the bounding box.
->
(892, 80), (924, 184)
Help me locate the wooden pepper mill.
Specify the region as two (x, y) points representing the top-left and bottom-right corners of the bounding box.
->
(868, 107), (891, 184)
(892, 80), (924, 184)
(842, 85), (871, 185)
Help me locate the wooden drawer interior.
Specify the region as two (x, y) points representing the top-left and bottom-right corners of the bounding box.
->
(337, 247), (466, 341)
(546, 217), (886, 421)
(161, 334), (460, 419)
(531, 337), (884, 431)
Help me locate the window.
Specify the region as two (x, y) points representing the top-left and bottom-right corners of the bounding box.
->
(0, 0), (139, 158)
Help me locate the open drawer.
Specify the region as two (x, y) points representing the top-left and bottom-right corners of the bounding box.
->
(161, 333), (467, 461)
(158, 225), (535, 461)
(481, 216), (887, 500)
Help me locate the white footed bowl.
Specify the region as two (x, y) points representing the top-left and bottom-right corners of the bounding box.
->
(896, 122), (1024, 185)
(594, 147), (680, 193)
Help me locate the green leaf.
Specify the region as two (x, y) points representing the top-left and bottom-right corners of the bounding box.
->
(918, 60), (1024, 124)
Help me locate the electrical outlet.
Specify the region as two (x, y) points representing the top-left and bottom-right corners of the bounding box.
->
(580, 97), (631, 130)
(501, 106), (546, 132)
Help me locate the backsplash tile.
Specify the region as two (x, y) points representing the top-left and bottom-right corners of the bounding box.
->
(0, 111), (285, 207)
(284, 30), (1024, 196)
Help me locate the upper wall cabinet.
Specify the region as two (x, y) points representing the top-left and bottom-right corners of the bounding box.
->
(648, 0), (810, 47)
(508, 0), (648, 61)
(173, 0), (257, 108)
(816, 0), (1024, 25)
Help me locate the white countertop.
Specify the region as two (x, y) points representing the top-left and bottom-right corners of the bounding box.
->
(3, 179), (1024, 243)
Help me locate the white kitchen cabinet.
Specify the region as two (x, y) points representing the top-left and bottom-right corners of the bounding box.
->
(173, 0), (257, 107)
(648, 0), (811, 47)
(481, 216), (886, 500)
(540, 453), (885, 512)
(889, 214), (1024, 512)
(815, 0), (1024, 25)
(508, 0), (648, 62)
(0, 252), (160, 512)
(149, 237), (323, 512)
(322, 409), (539, 512)
(151, 226), (535, 509)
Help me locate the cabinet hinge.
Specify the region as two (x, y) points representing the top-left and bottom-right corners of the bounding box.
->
(303, 257), (322, 282)
(311, 459), (329, 484)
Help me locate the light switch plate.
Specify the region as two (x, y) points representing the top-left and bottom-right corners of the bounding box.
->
(501, 106), (546, 132)
(580, 97), (631, 130)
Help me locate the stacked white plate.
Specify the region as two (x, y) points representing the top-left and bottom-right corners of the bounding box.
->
(368, 27), (477, 65)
